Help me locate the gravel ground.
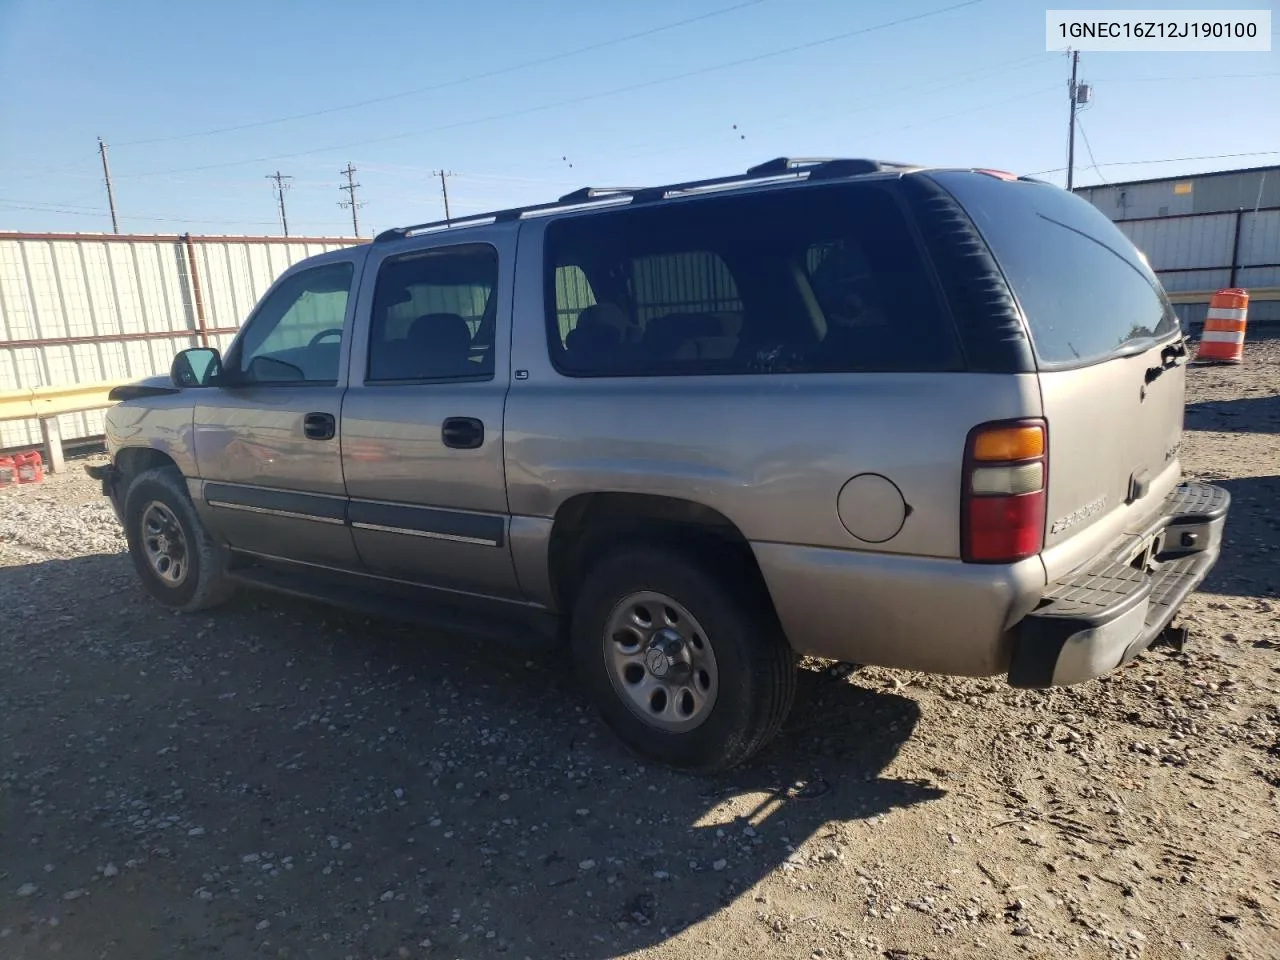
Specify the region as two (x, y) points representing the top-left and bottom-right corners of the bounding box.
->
(2, 338), (1278, 960)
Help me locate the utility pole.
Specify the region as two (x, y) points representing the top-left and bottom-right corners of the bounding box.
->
(433, 169), (453, 224)
(338, 162), (363, 237)
(266, 170), (293, 236)
(1066, 49), (1080, 191)
(97, 137), (119, 234)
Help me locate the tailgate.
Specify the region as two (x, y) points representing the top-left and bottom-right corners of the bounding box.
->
(1038, 343), (1185, 550)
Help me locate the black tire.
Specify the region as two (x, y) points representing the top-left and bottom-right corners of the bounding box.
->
(571, 545), (796, 773)
(123, 466), (234, 612)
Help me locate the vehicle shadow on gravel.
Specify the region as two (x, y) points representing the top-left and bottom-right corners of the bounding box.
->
(0, 553), (941, 960)
(1200, 474), (1280, 599)
(1185, 395), (1280, 434)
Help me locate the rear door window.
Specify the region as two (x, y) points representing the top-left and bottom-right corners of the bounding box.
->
(543, 183), (960, 377)
(932, 171), (1178, 366)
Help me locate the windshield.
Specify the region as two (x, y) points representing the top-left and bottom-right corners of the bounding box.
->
(932, 171), (1178, 367)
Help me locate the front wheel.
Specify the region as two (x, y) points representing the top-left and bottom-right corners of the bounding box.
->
(123, 466), (234, 612)
(571, 546), (795, 773)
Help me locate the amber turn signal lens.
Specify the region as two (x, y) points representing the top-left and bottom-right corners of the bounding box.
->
(972, 425), (1044, 462)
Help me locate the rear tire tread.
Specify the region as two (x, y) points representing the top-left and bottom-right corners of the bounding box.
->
(572, 544), (795, 773)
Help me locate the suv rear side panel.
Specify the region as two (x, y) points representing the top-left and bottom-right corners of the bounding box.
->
(931, 171), (1187, 582)
(505, 179), (1050, 675)
(930, 171), (1227, 685)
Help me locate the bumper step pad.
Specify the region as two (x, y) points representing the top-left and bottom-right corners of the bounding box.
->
(1009, 482), (1230, 688)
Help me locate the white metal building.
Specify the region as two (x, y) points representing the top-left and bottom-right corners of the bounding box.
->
(1074, 166), (1280, 329)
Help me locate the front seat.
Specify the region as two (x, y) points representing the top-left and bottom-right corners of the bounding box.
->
(401, 312), (473, 379)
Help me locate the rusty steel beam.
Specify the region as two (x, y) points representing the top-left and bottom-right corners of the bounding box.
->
(183, 233), (210, 347)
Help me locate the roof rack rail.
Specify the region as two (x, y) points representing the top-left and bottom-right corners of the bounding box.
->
(745, 156), (839, 176)
(375, 156), (914, 242)
(556, 186), (641, 203)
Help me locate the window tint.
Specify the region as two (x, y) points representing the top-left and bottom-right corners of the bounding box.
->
(544, 184), (958, 377)
(367, 244), (498, 382)
(933, 172), (1177, 366)
(237, 262), (353, 383)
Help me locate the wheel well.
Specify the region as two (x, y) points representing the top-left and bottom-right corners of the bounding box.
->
(547, 492), (773, 614)
(115, 447), (178, 490)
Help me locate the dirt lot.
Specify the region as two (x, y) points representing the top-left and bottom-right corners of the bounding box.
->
(2, 340), (1277, 960)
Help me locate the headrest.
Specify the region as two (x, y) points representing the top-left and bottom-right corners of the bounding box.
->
(408, 313), (472, 354)
(576, 303), (630, 336)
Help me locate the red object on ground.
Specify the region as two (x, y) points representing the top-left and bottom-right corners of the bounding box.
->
(14, 451), (43, 484)
(0, 455), (16, 487)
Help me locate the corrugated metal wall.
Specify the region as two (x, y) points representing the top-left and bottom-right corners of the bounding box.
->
(1111, 208), (1280, 328)
(1116, 213), (1237, 292)
(1077, 169), (1280, 330)
(1077, 166), (1280, 219)
(0, 233), (360, 449)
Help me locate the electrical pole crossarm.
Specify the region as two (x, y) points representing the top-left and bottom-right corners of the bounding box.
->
(338, 162), (363, 237)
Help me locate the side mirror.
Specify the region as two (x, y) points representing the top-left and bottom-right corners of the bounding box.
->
(171, 347), (223, 388)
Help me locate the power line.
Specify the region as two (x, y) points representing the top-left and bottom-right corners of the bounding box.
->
(383, 84), (1062, 220)
(1090, 71), (1280, 83)
(112, 0), (987, 180)
(542, 81), (1059, 182)
(338, 162), (363, 237)
(266, 170), (294, 236)
(1027, 150), (1280, 176)
(408, 52), (1055, 182)
(111, 1), (772, 148)
(1075, 119), (1107, 184)
(2, 154), (103, 184)
(0, 201), (286, 226)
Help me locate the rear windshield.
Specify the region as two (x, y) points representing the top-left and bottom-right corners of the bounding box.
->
(932, 171), (1178, 366)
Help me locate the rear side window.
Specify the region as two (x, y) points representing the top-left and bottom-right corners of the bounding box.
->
(366, 244), (498, 382)
(933, 172), (1177, 366)
(544, 183), (959, 377)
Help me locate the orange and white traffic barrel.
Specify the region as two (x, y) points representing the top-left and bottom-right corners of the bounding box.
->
(1194, 288), (1249, 364)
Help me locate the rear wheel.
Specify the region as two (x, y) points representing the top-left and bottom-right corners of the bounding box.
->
(571, 546), (795, 772)
(123, 466), (234, 612)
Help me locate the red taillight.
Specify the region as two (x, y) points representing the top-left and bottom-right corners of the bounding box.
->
(962, 420), (1048, 564)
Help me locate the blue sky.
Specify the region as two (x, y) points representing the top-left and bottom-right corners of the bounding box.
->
(0, 0), (1276, 237)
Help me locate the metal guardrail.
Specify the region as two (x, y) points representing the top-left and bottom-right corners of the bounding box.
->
(0, 381), (126, 474)
(0, 381), (125, 421)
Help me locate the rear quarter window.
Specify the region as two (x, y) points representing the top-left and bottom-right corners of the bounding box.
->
(543, 183), (960, 377)
(932, 172), (1178, 367)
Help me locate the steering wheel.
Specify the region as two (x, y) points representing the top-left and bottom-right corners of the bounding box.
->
(308, 328), (343, 348)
